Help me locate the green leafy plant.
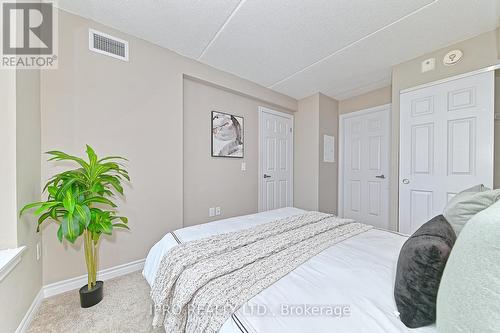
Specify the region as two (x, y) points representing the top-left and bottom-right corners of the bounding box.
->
(20, 145), (130, 290)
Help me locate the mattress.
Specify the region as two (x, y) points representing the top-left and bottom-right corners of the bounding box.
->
(143, 208), (437, 333)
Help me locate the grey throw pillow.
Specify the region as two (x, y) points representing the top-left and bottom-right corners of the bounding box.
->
(443, 185), (500, 235)
(436, 200), (500, 333)
(394, 215), (456, 328)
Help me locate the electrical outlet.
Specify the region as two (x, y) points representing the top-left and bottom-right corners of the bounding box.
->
(36, 242), (41, 261)
(209, 207), (215, 217)
(215, 207), (221, 216)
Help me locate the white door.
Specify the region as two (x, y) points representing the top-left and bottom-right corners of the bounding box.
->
(341, 105), (391, 229)
(399, 71), (494, 234)
(259, 107), (293, 211)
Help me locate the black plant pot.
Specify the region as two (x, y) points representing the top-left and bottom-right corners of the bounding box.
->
(79, 281), (104, 308)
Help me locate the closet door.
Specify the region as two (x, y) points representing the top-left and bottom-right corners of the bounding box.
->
(399, 71), (494, 234)
(342, 106), (390, 229)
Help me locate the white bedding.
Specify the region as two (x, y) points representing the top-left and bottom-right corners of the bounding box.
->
(143, 208), (437, 333)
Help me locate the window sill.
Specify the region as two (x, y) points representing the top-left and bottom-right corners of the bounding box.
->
(0, 246), (26, 283)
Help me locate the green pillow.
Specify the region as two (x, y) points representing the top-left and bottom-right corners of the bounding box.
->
(443, 185), (500, 235)
(436, 200), (500, 333)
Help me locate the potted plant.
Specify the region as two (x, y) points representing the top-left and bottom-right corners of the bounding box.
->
(20, 145), (130, 308)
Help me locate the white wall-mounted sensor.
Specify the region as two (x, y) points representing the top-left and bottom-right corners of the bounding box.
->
(443, 50), (463, 66)
(421, 58), (435, 73)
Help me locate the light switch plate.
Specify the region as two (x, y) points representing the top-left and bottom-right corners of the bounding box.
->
(241, 162), (246, 171)
(36, 242), (41, 261)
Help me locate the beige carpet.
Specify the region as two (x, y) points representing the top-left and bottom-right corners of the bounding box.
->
(28, 272), (163, 333)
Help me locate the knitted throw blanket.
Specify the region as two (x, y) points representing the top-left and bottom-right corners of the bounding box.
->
(150, 211), (371, 333)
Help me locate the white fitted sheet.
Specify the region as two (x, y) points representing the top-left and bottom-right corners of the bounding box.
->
(143, 208), (437, 333)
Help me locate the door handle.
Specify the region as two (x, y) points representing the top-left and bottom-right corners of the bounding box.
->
(402, 179), (410, 184)
(263, 174), (271, 179)
(375, 174), (386, 179)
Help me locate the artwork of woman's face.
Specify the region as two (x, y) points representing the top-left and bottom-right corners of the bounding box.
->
(212, 111), (244, 158)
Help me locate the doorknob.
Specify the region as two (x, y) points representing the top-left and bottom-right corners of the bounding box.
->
(375, 174), (386, 179)
(263, 174), (271, 178)
(402, 178), (410, 184)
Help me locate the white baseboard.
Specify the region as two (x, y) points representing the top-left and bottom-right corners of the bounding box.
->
(43, 258), (145, 298)
(15, 289), (44, 333)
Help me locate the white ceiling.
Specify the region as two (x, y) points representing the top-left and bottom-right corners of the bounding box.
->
(58, 0), (500, 100)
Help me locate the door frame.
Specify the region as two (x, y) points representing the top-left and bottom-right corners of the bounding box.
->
(258, 106), (294, 212)
(338, 103), (392, 218)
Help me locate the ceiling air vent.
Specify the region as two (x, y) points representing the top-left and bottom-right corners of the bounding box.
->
(89, 29), (129, 61)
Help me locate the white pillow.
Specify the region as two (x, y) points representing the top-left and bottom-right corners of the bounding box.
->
(443, 185), (500, 235)
(436, 200), (500, 332)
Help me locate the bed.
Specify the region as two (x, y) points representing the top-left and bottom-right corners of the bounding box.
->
(143, 207), (437, 333)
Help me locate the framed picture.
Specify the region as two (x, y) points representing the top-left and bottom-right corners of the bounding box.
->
(211, 111), (244, 158)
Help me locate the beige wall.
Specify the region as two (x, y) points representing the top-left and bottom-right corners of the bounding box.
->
(318, 93), (339, 214)
(294, 94), (320, 211)
(497, 28), (500, 58)
(183, 78), (293, 226)
(390, 29), (500, 230)
(0, 71), (17, 248)
(40, 9), (296, 285)
(294, 93), (339, 213)
(339, 86), (392, 115)
(0, 70), (42, 333)
(495, 71), (500, 188)
(15, 68), (43, 326)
